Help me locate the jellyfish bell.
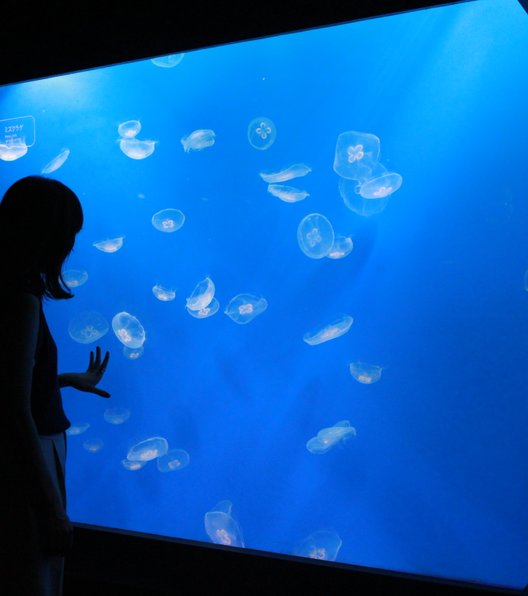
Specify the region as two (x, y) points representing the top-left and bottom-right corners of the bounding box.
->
(358, 170), (403, 199)
(119, 138), (156, 160)
(339, 178), (390, 217)
(333, 131), (380, 180)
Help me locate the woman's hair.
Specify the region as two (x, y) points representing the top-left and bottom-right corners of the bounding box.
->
(0, 175), (84, 300)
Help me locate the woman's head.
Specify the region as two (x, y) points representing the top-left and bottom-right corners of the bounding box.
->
(0, 175), (84, 299)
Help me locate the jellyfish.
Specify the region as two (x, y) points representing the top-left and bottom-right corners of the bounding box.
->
(259, 163), (311, 183)
(119, 138), (156, 160)
(306, 420), (356, 454)
(157, 449), (190, 472)
(339, 178), (390, 217)
(66, 423), (90, 436)
(204, 500), (245, 548)
(62, 269), (88, 288)
(68, 311), (109, 344)
(118, 120), (141, 139)
(127, 436), (169, 462)
(333, 131), (380, 181)
(41, 148), (70, 174)
(151, 53), (184, 68)
(121, 459), (147, 471)
(181, 129), (216, 152)
(358, 171), (402, 199)
(303, 315), (353, 346)
(224, 293), (268, 324)
(267, 184), (309, 203)
(103, 407), (131, 424)
(247, 116), (276, 150)
(349, 361), (383, 384)
(112, 311), (146, 349)
(297, 213), (335, 259)
(151, 209), (185, 233)
(0, 139), (28, 161)
(152, 284), (176, 301)
(186, 297), (220, 319)
(326, 235), (353, 259)
(93, 236), (125, 253)
(123, 345), (144, 360)
(83, 438), (104, 453)
(294, 530), (342, 561)
(186, 277), (215, 312)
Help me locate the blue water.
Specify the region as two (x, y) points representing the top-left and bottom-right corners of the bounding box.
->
(1, 0), (528, 588)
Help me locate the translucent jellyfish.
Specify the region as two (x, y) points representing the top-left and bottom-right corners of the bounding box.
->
(339, 178), (389, 217)
(358, 171), (402, 199)
(123, 345), (144, 360)
(121, 459), (147, 471)
(333, 131), (380, 181)
(118, 120), (141, 139)
(349, 361), (383, 384)
(112, 311), (146, 349)
(157, 449), (190, 472)
(0, 139), (28, 161)
(68, 311), (109, 344)
(186, 297), (220, 319)
(127, 436), (169, 462)
(151, 209), (185, 233)
(41, 148), (70, 174)
(267, 184), (309, 203)
(62, 269), (88, 288)
(306, 420), (356, 454)
(247, 116), (276, 150)
(303, 314), (353, 346)
(119, 138), (156, 160)
(224, 293), (268, 324)
(297, 213), (335, 259)
(93, 236), (125, 253)
(181, 129), (215, 152)
(83, 438), (104, 453)
(152, 284), (176, 301)
(103, 407), (131, 424)
(186, 277), (215, 312)
(66, 423), (90, 436)
(259, 163), (311, 183)
(294, 530), (342, 561)
(204, 500), (245, 548)
(151, 53), (184, 68)
(326, 235), (354, 259)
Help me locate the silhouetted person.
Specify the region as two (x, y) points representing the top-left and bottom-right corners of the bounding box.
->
(0, 175), (110, 596)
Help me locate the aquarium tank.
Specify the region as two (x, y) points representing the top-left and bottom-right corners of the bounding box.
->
(1, 0), (527, 590)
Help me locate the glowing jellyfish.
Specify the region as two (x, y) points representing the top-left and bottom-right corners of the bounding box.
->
(267, 184), (309, 203)
(294, 530), (342, 561)
(112, 312), (146, 349)
(358, 171), (402, 199)
(349, 361), (383, 384)
(83, 438), (104, 453)
(339, 178), (389, 217)
(152, 284), (176, 301)
(297, 213), (335, 259)
(181, 129), (216, 152)
(247, 116), (276, 150)
(121, 459), (147, 471)
(224, 293), (268, 324)
(151, 209), (185, 233)
(333, 131), (380, 181)
(103, 407), (131, 424)
(118, 120), (141, 139)
(119, 138), (156, 160)
(259, 163), (311, 183)
(204, 500), (245, 548)
(123, 345), (144, 360)
(41, 148), (70, 174)
(306, 420), (356, 454)
(0, 139), (28, 161)
(327, 235), (353, 259)
(186, 277), (215, 312)
(157, 449), (190, 472)
(303, 315), (353, 346)
(151, 53), (184, 68)
(186, 297), (220, 319)
(127, 436), (169, 462)
(66, 423), (90, 436)
(68, 311), (109, 344)
(93, 236), (124, 253)
(62, 269), (88, 288)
